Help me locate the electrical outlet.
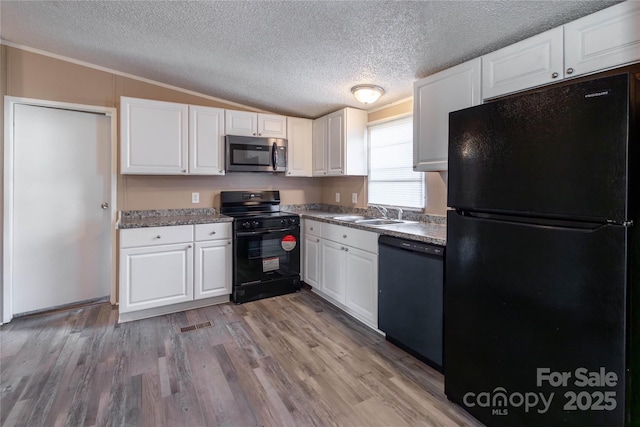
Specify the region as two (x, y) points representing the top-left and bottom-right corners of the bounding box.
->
(352, 193), (358, 204)
(335, 192), (340, 203)
(192, 192), (200, 204)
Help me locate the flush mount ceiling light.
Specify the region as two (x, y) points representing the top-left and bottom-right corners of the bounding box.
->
(351, 84), (385, 105)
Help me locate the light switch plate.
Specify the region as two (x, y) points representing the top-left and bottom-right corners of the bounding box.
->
(352, 193), (358, 203)
(335, 192), (340, 203)
(192, 192), (200, 203)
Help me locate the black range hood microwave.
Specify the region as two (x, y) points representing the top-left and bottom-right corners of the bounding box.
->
(225, 135), (287, 173)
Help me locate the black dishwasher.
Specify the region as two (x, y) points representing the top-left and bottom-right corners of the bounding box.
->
(378, 235), (444, 371)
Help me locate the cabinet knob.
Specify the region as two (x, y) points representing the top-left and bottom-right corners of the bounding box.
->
(343, 234), (347, 238)
(344, 247), (349, 252)
(210, 231), (216, 235)
(227, 240), (231, 244)
(182, 169), (187, 173)
(341, 170), (344, 174)
(566, 68), (574, 75)
(219, 170), (224, 173)
(101, 202), (109, 209)
(323, 172), (327, 175)
(258, 133), (262, 136)
(188, 244), (192, 248)
(310, 227), (314, 230)
(316, 238), (320, 243)
(287, 171), (291, 175)
(551, 72), (559, 79)
(156, 235), (161, 239)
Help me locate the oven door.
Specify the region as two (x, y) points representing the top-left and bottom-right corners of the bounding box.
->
(234, 227), (300, 286)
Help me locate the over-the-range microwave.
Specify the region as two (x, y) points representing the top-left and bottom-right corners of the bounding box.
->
(225, 135), (287, 172)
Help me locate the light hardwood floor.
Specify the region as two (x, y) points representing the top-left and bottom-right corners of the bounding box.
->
(0, 289), (483, 427)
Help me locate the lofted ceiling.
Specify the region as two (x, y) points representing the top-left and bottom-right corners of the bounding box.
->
(0, 0), (621, 118)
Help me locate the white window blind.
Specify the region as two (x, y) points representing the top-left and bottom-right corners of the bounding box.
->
(368, 117), (425, 209)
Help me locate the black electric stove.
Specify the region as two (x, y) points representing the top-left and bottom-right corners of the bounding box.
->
(221, 191), (301, 303)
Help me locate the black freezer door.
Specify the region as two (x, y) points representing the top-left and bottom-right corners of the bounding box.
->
(445, 211), (627, 426)
(448, 73), (630, 223)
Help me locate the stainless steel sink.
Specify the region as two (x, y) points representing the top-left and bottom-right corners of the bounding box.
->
(332, 215), (376, 222)
(355, 218), (405, 226)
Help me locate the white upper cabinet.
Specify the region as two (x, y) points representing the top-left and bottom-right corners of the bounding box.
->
(312, 115), (328, 176)
(313, 107), (367, 177)
(327, 110), (345, 175)
(413, 58), (482, 172)
(481, 1), (640, 100)
(564, 0), (640, 78)
(258, 113), (287, 138)
(286, 117), (313, 177)
(225, 110), (287, 138)
(224, 110), (256, 136)
(482, 27), (564, 100)
(121, 97), (189, 174)
(121, 97), (225, 175)
(189, 105), (225, 175)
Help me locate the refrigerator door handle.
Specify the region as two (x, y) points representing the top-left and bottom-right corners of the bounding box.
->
(457, 210), (611, 232)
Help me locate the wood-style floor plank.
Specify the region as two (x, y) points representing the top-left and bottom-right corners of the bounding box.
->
(0, 289), (483, 426)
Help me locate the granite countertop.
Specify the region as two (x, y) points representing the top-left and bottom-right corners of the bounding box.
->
(294, 210), (447, 246)
(118, 208), (233, 229)
(118, 206), (447, 245)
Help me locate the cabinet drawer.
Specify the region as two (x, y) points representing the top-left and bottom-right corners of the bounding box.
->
(120, 225), (193, 248)
(195, 222), (232, 241)
(323, 223), (378, 254)
(304, 220), (323, 237)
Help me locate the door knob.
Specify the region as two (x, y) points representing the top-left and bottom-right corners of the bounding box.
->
(101, 202), (109, 209)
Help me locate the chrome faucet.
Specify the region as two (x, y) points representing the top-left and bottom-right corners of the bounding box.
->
(371, 205), (388, 218)
(395, 207), (404, 220)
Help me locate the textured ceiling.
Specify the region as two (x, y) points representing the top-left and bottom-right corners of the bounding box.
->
(0, 0), (622, 118)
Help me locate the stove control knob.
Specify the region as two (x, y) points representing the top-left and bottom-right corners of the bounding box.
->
(281, 219), (288, 226)
(241, 221), (252, 229)
(252, 221), (260, 228)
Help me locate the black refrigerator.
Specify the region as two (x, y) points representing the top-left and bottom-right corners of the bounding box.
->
(445, 73), (639, 427)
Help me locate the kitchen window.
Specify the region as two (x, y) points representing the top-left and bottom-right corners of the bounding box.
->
(368, 116), (425, 209)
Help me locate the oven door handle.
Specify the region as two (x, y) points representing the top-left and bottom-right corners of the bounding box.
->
(236, 228), (297, 236)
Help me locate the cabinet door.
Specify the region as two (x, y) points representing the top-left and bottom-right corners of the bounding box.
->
(119, 243), (193, 313)
(312, 115), (328, 176)
(194, 240), (232, 299)
(303, 234), (322, 288)
(286, 117), (313, 177)
(225, 110), (257, 136)
(257, 113), (287, 138)
(120, 97), (188, 174)
(482, 27), (564, 100)
(344, 247), (378, 327)
(564, 1), (640, 78)
(189, 105), (225, 175)
(327, 110), (345, 176)
(413, 58), (481, 172)
(321, 239), (346, 303)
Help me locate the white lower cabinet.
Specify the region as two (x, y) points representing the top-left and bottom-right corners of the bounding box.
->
(304, 219), (379, 329)
(119, 223), (232, 322)
(120, 243), (194, 312)
(194, 239), (232, 299)
(344, 246), (378, 325)
(303, 234), (322, 288)
(320, 239), (347, 302)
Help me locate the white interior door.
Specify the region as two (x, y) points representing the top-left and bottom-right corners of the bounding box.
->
(9, 103), (112, 315)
